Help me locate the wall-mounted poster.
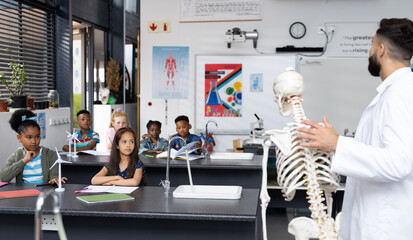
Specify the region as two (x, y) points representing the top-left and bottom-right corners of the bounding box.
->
(250, 73), (263, 92)
(181, 0), (261, 22)
(152, 46), (189, 99)
(204, 64), (242, 117)
(37, 112), (46, 139)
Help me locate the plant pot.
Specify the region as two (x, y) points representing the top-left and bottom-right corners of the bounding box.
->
(0, 101), (8, 112)
(11, 95), (27, 109)
(34, 101), (49, 109)
(27, 97), (35, 110)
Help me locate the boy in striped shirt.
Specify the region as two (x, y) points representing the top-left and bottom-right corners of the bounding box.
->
(62, 110), (100, 152)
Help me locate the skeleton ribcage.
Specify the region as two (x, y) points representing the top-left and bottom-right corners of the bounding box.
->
(275, 129), (340, 201)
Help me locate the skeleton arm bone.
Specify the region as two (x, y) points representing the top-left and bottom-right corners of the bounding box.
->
(260, 138), (273, 240)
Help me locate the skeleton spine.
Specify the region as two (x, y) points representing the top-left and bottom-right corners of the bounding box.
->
(289, 96), (338, 240)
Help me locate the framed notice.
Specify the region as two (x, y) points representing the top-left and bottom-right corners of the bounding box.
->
(180, 0), (261, 23)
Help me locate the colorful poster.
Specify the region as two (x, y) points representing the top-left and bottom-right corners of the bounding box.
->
(152, 46), (189, 99)
(250, 73), (263, 92)
(37, 112), (46, 139)
(204, 64), (242, 117)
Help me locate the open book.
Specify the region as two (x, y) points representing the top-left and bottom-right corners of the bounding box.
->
(156, 141), (204, 161)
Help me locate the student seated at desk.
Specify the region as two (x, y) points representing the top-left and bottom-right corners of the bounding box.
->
(139, 120), (168, 154)
(62, 109), (100, 152)
(106, 108), (129, 151)
(1, 110), (67, 184)
(170, 115), (202, 153)
(92, 127), (144, 186)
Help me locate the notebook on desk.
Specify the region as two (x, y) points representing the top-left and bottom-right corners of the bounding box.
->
(0, 189), (41, 199)
(77, 193), (134, 203)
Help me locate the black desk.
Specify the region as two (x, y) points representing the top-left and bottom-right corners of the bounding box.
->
(60, 153), (263, 239)
(0, 184), (259, 240)
(62, 154), (263, 189)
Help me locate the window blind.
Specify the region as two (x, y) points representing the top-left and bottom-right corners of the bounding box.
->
(0, 0), (55, 102)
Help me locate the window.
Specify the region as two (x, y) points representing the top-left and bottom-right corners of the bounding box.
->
(0, 0), (55, 101)
(72, 21), (107, 127)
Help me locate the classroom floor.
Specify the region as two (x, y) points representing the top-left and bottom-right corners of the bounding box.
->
(266, 208), (312, 240)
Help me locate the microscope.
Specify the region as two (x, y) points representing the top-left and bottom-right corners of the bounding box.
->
(245, 114), (265, 145)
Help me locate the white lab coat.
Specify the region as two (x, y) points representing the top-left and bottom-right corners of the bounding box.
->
(332, 67), (413, 240)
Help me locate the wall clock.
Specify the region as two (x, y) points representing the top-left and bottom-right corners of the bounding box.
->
(289, 22), (306, 39)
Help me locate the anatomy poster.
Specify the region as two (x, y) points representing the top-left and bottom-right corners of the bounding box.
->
(249, 73), (263, 92)
(152, 46), (189, 99)
(204, 64), (242, 117)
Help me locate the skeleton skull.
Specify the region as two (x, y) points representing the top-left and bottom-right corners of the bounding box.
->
(273, 67), (304, 116)
(100, 88), (110, 105)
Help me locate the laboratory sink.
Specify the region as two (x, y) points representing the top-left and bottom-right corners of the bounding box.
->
(209, 152), (254, 160)
(173, 185), (243, 199)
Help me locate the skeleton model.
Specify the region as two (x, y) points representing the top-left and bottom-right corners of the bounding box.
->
(260, 68), (342, 240)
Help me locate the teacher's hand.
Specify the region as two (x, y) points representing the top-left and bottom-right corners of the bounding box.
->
(297, 116), (339, 152)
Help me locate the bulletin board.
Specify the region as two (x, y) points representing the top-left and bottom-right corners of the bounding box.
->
(195, 55), (297, 134)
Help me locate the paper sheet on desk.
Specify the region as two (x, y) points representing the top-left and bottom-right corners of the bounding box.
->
(58, 150), (110, 156)
(77, 150), (110, 156)
(81, 185), (138, 194)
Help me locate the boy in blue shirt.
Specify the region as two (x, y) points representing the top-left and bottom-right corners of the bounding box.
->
(170, 115), (202, 153)
(62, 110), (100, 152)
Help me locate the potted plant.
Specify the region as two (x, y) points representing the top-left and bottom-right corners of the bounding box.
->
(0, 50), (28, 108)
(0, 91), (9, 112)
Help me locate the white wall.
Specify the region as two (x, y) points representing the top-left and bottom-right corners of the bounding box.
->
(140, 0), (413, 151)
(0, 108), (70, 171)
(93, 103), (138, 152)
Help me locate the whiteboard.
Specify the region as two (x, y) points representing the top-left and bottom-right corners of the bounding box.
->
(300, 57), (381, 135)
(195, 55), (297, 134)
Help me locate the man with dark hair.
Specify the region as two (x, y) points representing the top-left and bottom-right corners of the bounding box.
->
(298, 18), (413, 239)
